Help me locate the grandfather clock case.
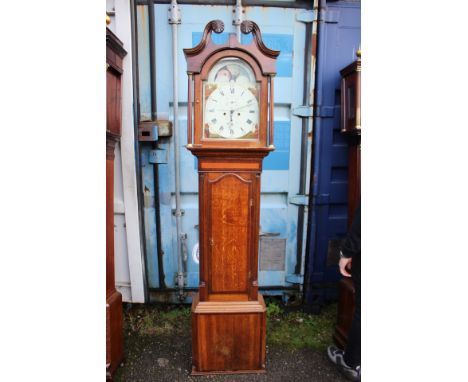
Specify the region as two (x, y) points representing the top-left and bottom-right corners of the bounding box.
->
(106, 28), (126, 379)
(333, 53), (361, 349)
(184, 20), (279, 374)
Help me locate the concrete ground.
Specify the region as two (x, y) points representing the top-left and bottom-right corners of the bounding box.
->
(114, 302), (348, 382)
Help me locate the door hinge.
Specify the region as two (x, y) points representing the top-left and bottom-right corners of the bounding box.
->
(296, 10), (316, 23)
(293, 105), (335, 118)
(289, 195), (309, 206)
(292, 106), (313, 118)
(149, 148), (168, 164)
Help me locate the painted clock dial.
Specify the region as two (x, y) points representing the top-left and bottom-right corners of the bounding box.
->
(202, 57), (260, 140)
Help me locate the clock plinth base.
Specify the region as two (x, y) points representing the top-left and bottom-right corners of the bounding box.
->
(106, 290), (124, 378)
(191, 293), (267, 375)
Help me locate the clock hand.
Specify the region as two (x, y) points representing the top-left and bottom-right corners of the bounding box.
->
(232, 103), (254, 112)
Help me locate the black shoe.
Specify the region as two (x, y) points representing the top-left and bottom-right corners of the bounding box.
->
(327, 345), (361, 382)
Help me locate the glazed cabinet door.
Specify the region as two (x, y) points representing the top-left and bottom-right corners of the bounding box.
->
(200, 172), (259, 301)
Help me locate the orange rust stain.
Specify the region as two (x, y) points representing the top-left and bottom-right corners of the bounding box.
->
(311, 33), (318, 57)
(137, 6), (148, 30)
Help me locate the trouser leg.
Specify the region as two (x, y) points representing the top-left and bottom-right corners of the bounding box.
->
(344, 256), (361, 368)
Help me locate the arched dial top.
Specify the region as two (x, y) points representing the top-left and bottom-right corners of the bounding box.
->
(203, 57), (260, 140)
(184, 19), (279, 76)
(184, 19), (279, 151)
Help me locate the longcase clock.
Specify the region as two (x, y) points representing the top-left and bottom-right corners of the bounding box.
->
(184, 20), (279, 374)
(106, 27), (126, 379)
(333, 51), (361, 350)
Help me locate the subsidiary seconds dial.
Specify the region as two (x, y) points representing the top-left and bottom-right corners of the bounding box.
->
(205, 84), (259, 139)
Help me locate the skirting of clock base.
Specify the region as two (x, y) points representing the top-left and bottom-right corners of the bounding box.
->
(191, 293), (267, 375)
(106, 290), (124, 379)
(191, 367), (267, 376)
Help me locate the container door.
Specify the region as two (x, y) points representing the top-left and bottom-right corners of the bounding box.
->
(138, 4), (309, 299)
(305, 0), (361, 308)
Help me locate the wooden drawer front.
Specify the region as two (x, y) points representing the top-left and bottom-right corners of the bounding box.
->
(205, 172), (254, 297)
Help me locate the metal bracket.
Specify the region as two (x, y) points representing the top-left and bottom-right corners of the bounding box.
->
(292, 105), (335, 118)
(296, 10), (316, 23)
(233, 0), (243, 27)
(289, 195), (309, 206)
(168, 0), (181, 24)
(139, 123), (158, 142)
(149, 148), (168, 164)
(172, 209), (185, 217)
(292, 106), (313, 117)
(175, 272), (187, 287)
(139, 120), (173, 141)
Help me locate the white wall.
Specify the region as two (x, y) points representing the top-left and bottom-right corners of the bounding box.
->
(108, 0), (146, 303)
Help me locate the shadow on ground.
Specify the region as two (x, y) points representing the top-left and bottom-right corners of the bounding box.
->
(114, 301), (348, 382)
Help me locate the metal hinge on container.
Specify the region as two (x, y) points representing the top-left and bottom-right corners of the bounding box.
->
(149, 148), (168, 164)
(296, 10), (316, 23)
(292, 106), (313, 118)
(292, 105), (335, 118)
(289, 195), (309, 206)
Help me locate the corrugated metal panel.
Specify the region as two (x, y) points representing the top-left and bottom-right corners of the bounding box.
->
(304, 0), (360, 309)
(137, 4), (309, 301)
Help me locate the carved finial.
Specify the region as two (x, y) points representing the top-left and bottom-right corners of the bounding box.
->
(210, 20), (224, 34)
(184, 20), (225, 57)
(239, 20), (280, 59)
(240, 20), (254, 34)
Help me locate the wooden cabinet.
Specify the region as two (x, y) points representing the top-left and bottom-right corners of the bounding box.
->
(184, 20), (279, 374)
(333, 53), (361, 350)
(106, 27), (126, 380)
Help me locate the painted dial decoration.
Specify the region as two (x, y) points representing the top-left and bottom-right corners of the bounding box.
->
(202, 57), (260, 140)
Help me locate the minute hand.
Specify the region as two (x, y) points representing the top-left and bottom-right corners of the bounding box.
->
(233, 103), (254, 112)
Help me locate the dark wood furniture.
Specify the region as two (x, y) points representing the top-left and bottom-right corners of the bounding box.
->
(184, 20), (279, 374)
(333, 52), (361, 349)
(106, 27), (126, 379)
